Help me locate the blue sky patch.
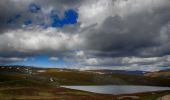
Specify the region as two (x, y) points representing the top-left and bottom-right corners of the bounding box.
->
(63, 9), (78, 24)
(11, 55), (75, 68)
(24, 19), (32, 25)
(51, 9), (78, 28)
(40, 23), (49, 29)
(29, 3), (41, 13)
(50, 12), (64, 27)
(7, 14), (21, 24)
(15, 14), (21, 19)
(7, 3), (78, 29)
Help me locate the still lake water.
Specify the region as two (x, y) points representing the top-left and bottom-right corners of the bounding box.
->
(63, 85), (170, 94)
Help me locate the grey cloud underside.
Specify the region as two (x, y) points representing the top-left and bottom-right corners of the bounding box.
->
(0, 0), (170, 70)
(0, 0), (83, 33)
(85, 8), (170, 57)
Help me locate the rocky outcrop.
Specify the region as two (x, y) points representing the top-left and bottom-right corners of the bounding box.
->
(157, 94), (170, 100)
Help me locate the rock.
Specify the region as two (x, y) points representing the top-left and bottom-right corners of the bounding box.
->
(117, 96), (140, 100)
(157, 94), (170, 100)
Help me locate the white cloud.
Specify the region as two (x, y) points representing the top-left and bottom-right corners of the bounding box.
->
(85, 58), (99, 65)
(69, 64), (170, 72)
(0, 57), (27, 62)
(78, 0), (169, 28)
(121, 57), (159, 64)
(49, 57), (59, 61)
(76, 50), (85, 57)
(65, 54), (170, 71)
(78, 0), (113, 28)
(0, 27), (83, 53)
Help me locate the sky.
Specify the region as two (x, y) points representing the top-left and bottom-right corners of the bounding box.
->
(1, 0), (170, 71)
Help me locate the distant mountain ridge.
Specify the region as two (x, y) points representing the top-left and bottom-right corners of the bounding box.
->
(86, 69), (146, 75)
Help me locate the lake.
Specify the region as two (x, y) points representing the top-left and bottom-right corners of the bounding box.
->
(62, 85), (170, 94)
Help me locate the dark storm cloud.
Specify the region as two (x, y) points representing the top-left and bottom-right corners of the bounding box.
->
(1, 0), (170, 70)
(0, 0), (81, 63)
(37, 0), (83, 6)
(0, 0), (83, 33)
(83, 4), (170, 58)
(0, 0), (20, 32)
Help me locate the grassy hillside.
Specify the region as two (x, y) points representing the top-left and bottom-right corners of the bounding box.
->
(1, 66), (170, 86)
(0, 86), (169, 100)
(36, 68), (170, 86)
(111, 73), (170, 86)
(145, 70), (170, 78)
(0, 66), (170, 100)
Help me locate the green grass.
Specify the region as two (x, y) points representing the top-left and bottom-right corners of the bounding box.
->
(0, 86), (96, 100)
(1, 70), (170, 86)
(37, 70), (170, 86)
(41, 71), (98, 85)
(111, 73), (170, 86)
(0, 79), (50, 87)
(0, 68), (170, 100)
(140, 92), (170, 100)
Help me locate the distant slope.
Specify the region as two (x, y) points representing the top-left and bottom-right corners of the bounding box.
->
(0, 66), (170, 86)
(1, 66), (170, 100)
(144, 70), (170, 78)
(86, 70), (146, 75)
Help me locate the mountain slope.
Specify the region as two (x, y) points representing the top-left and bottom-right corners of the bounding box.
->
(145, 70), (170, 78)
(1, 66), (170, 86)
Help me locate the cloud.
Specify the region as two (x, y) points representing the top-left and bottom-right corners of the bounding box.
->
(1, 0), (170, 71)
(49, 57), (59, 61)
(78, 0), (113, 28)
(0, 0), (82, 32)
(78, 0), (170, 28)
(0, 57), (27, 64)
(51, 9), (78, 28)
(0, 28), (83, 53)
(81, 0), (170, 58)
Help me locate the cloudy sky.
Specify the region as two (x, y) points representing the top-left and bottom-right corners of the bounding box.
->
(1, 0), (170, 71)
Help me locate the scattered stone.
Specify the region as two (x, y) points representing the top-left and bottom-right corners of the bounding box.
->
(37, 70), (46, 73)
(157, 94), (170, 100)
(50, 77), (54, 82)
(117, 96), (140, 100)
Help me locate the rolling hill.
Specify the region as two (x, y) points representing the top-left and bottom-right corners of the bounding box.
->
(144, 70), (170, 78)
(1, 66), (170, 86)
(0, 66), (170, 100)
